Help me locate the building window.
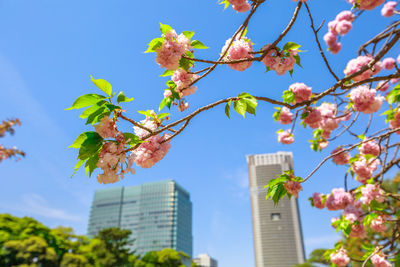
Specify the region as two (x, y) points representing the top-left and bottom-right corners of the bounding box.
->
(271, 213), (281, 221)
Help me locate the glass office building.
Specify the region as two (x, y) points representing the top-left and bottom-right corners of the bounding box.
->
(87, 180), (193, 257)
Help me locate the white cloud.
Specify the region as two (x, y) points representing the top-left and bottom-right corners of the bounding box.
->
(12, 193), (82, 222)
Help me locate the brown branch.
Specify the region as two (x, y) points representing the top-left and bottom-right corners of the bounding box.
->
(304, 3), (339, 81)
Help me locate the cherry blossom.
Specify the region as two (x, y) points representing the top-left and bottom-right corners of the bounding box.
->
(349, 86), (383, 114)
(360, 184), (386, 205)
(312, 192), (325, 209)
(330, 249), (350, 267)
(284, 180), (303, 197)
(344, 56), (382, 82)
(371, 253), (392, 267)
(228, 0), (251, 12)
(325, 188), (354, 210)
(331, 147), (351, 165)
(221, 37), (253, 71)
(346, 0), (385, 10)
(352, 157), (380, 184)
(278, 107), (293, 125)
(156, 30), (190, 70)
(381, 1), (397, 17)
(289, 83), (312, 104)
(277, 130), (294, 144)
(94, 116), (118, 139)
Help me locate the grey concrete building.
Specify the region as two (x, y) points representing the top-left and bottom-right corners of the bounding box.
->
(193, 254), (218, 267)
(246, 152), (305, 267)
(87, 180), (193, 257)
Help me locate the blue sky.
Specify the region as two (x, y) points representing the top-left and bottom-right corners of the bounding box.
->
(0, 1), (399, 266)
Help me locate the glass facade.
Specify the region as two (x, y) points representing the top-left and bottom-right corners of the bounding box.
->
(87, 180), (192, 257)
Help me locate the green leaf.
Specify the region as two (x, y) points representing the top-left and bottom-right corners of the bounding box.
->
(369, 199), (386, 211)
(289, 69), (293, 77)
(233, 99), (247, 117)
(86, 106), (108, 125)
(138, 110), (156, 118)
(69, 132), (100, 149)
(145, 37), (164, 53)
(122, 133), (142, 145)
(282, 90), (296, 104)
(160, 69), (174, 77)
(71, 159), (85, 178)
(105, 104), (122, 112)
(386, 84), (400, 104)
(85, 154), (99, 177)
(79, 101), (107, 119)
(90, 75), (112, 96)
(157, 113), (169, 120)
(179, 51), (194, 70)
(294, 55), (302, 67)
(219, 0), (230, 9)
(182, 31), (195, 39)
(160, 23), (173, 34)
(219, 0), (231, 9)
(225, 100), (232, 118)
(117, 92), (134, 103)
(283, 42), (301, 52)
(78, 133), (103, 161)
(238, 92), (258, 115)
(190, 40), (209, 49)
(65, 94), (106, 110)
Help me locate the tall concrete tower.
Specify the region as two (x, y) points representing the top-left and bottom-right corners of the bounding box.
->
(246, 152), (305, 267)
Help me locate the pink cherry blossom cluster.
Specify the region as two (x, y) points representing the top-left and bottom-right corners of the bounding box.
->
(360, 139), (381, 156)
(94, 116), (118, 139)
(277, 107), (293, 125)
(360, 184), (385, 204)
(349, 86), (384, 114)
(277, 130), (294, 144)
(131, 116), (171, 168)
(324, 11), (355, 54)
(382, 57), (396, 70)
(330, 248), (350, 267)
(343, 203), (363, 223)
(346, 0), (385, 10)
(303, 103), (342, 142)
(371, 253), (392, 267)
(312, 193), (325, 209)
(283, 180), (303, 197)
(221, 37), (254, 71)
(389, 110), (400, 134)
(228, 0), (251, 12)
(370, 215), (387, 232)
(156, 30), (191, 70)
(97, 134), (134, 184)
(331, 147), (351, 165)
(344, 55), (382, 82)
(171, 69), (199, 98)
(351, 157), (380, 184)
(289, 83), (312, 104)
(325, 188), (354, 210)
(131, 133), (171, 168)
(381, 1), (397, 17)
(133, 117), (158, 139)
(262, 45), (298, 75)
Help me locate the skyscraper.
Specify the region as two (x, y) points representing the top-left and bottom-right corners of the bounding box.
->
(87, 180), (193, 257)
(246, 152), (305, 267)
